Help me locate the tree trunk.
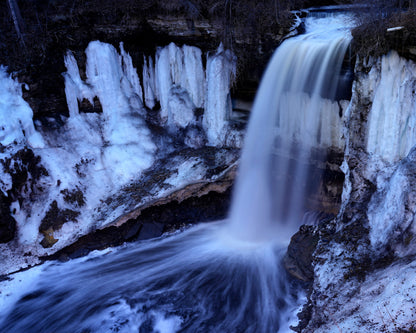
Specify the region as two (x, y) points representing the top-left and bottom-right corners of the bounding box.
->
(7, 0), (26, 48)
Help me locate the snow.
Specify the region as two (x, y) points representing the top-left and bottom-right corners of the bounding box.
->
(153, 312), (182, 333)
(366, 51), (416, 162)
(0, 163), (12, 195)
(164, 157), (206, 188)
(313, 258), (416, 333)
(203, 45), (236, 146)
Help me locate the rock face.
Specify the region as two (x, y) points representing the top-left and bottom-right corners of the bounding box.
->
(0, 0), (297, 123)
(298, 52), (416, 333)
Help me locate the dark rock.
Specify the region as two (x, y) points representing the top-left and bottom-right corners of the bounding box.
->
(1, 148), (48, 200)
(61, 188), (85, 207)
(284, 225), (319, 282)
(45, 187), (232, 260)
(136, 222), (164, 241)
(0, 193), (16, 243)
(39, 200), (80, 233)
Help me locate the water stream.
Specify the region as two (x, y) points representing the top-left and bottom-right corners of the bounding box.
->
(0, 10), (352, 333)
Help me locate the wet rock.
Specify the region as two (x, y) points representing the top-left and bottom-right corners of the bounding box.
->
(0, 193), (16, 243)
(136, 222), (164, 241)
(284, 225), (319, 282)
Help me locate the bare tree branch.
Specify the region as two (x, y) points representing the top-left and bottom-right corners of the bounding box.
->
(7, 0), (26, 48)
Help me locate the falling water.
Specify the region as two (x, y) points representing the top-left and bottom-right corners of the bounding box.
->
(0, 10), (352, 333)
(229, 12), (352, 242)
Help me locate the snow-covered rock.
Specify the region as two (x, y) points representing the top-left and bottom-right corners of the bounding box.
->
(302, 52), (416, 333)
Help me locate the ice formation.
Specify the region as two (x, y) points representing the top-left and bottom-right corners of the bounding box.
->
(367, 147), (416, 251)
(143, 55), (156, 109)
(366, 51), (416, 162)
(154, 42), (207, 132)
(203, 45), (236, 146)
(0, 38), (240, 267)
(0, 41), (158, 249)
(64, 41), (156, 182)
(0, 67), (44, 148)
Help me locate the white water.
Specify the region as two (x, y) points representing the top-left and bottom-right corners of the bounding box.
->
(229, 14), (352, 242)
(0, 11), (352, 333)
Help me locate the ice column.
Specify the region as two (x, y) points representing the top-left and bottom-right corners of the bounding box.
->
(203, 45), (236, 146)
(143, 55), (156, 110)
(155, 42), (205, 130)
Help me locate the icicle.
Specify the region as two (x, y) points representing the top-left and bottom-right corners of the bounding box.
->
(182, 45), (205, 108)
(119, 42), (143, 105)
(143, 55), (156, 110)
(63, 51), (95, 118)
(155, 47), (172, 122)
(203, 45), (236, 147)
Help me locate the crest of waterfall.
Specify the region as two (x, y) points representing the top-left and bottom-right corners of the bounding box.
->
(229, 13), (353, 242)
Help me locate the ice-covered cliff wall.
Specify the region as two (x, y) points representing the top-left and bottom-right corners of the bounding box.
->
(340, 51), (416, 251)
(304, 51), (416, 333)
(0, 40), (241, 274)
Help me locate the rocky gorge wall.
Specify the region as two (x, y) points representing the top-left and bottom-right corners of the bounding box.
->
(296, 51), (416, 332)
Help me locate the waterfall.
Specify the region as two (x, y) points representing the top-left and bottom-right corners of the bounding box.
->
(229, 13), (352, 242)
(0, 10), (353, 333)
